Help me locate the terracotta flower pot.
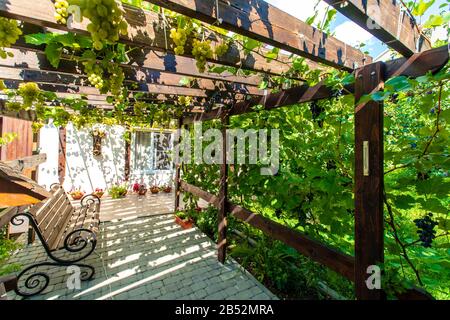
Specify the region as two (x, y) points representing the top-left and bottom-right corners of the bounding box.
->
(93, 191), (104, 198)
(163, 187), (172, 193)
(138, 189), (147, 196)
(175, 216), (194, 229)
(150, 187), (160, 194)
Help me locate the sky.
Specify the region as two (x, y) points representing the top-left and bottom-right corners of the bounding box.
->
(264, 0), (447, 59)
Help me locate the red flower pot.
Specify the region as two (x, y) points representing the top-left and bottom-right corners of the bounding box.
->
(175, 216), (194, 229)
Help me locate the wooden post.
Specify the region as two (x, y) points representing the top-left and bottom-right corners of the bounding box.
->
(218, 114), (229, 263)
(174, 118), (183, 212)
(58, 126), (66, 185)
(354, 62), (385, 300)
(124, 139), (131, 181)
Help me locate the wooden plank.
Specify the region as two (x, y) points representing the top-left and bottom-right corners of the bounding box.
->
(218, 114), (229, 263)
(324, 0), (431, 57)
(183, 81), (344, 124)
(147, 0), (371, 70)
(0, 274), (17, 293)
(174, 118), (183, 211)
(183, 45), (449, 124)
(354, 62), (385, 300)
(180, 180), (355, 280)
(3, 153), (46, 171)
(58, 126), (66, 185)
(124, 137), (131, 182)
(0, 0), (297, 79)
(0, 161), (51, 208)
(4, 44), (263, 90)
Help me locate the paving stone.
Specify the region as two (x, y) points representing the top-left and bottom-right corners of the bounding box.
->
(7, 207), (277, 301)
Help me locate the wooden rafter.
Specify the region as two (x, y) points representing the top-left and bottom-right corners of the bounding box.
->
(183, 45), (449, 124)
(147, 0), (372, 70)
(0, 0), (309, 79)
(324, 0), (432, 57)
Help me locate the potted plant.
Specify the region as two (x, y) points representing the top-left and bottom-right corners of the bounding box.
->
(162, 184), (172, 193)
(174, 211), (194, 229)
(109, 184), (128, 199)
(150, 185), (160, 194)
(68, 189), (85, 200)
(138, 184), (147, 196)
(92, 188), (104, 198)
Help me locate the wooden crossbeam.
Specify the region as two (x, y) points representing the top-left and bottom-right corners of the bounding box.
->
(0, 161), (51, 208)
(180, 180), (355, 280)
(0, 0), (303, 79)
(3, 153), (46, 171)
(147, 0), (371, 70)
(183, 45), (449, 124)
(5, 44), (263, 90)
(324, 0), (431, 57)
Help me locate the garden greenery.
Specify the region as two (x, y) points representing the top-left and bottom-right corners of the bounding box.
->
(0, 0), (448, 299)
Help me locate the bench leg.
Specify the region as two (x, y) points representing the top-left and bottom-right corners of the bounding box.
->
(14, 262), (95, 297)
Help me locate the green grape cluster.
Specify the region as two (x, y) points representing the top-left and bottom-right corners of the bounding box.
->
(69, 0), (128, 50)
(0, 17), (22, 59)
(54, 0), (69, 24)
(192, 39), (213, 73)
(18, 82), (41, 108)
(214, 42), (229, 57)
(31, 122), (44, 133)
(170, 27), (188, 55)
(177, 95), (193, 106)
(83, 59), (105, 89)
(105, 63), (125, 97)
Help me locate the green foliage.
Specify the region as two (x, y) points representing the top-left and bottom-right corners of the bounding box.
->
(109, 184), (128, 199)
(0, 225), (22, 276)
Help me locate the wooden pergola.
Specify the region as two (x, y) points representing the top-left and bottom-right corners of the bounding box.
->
(0, 0), (447, 300)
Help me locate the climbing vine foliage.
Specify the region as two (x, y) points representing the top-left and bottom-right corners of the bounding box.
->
(0, 0), (448, 299)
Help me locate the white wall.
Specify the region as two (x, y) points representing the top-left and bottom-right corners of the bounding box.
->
(38, 122), (174, 194)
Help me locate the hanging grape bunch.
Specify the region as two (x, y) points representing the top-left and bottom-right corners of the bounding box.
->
(54, 0), (69, 24)
(104, 63), (125, 97)
(214, 42), (229, 57)
(414, 213), (439, 248)
(170, 27), (188, 55)
(0, 17), (22, 59)
(18, 82), (41, 109)
(62, 0), (128, 50)
(192, 39), (213, 73)
(83, 59), (105, 90)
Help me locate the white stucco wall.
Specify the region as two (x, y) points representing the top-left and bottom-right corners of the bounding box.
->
(38, 122), (174, 194)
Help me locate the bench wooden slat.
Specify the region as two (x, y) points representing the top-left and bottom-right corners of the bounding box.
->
(46, 202), (75, 250)
(33, 188), (65, 225)
(38, 193), (71, 237)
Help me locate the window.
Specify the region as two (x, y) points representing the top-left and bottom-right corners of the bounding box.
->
(133, 131), (173, 173)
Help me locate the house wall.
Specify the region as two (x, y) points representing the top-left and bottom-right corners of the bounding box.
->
(38, 122), (174, 194)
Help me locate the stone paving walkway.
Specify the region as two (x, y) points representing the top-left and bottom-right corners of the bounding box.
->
(7, 214), (277, 300)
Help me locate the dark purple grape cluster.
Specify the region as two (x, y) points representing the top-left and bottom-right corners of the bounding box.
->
(414, 213), (438, 248)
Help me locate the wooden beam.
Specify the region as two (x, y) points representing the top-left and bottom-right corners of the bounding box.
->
(180, 180), (355, 280)
(0, 161), (51, 208)
(218, 113), (229, 263)
(354, 62), (385, 300)
(124, 136), (131, 182)
(183, 45), (449, 124)
(2, 47), (264, 95)
(3, 153), (46, 171)
(174, 118), (183, 212)
(0, 0), (300, 79)
(147, 0), (371, 70)
(58, 126), (66, 185)
(324, 0), (431, 57)
(0, 101), (37, 122)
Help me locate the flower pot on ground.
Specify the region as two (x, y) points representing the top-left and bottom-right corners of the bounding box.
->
(138, 185), (147, 196)
(69, 190), (84, 200)
(109, 184), (128, 199)
(163, 185), (172, 193)
(92, 188), (104, 198)
(150, 186), (160, 194)
(174, 211), (194, 229)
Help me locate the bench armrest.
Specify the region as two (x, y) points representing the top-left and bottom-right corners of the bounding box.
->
(80, 194), (101, 211)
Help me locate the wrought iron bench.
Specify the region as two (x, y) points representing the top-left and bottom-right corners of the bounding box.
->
(10, 183), (101, 297)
